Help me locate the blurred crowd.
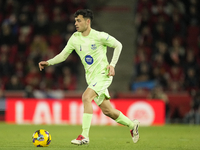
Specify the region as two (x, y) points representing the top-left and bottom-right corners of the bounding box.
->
(132, 0), (200, 93)
(1, 0), (200, 97)
(0, 0), (89, 97)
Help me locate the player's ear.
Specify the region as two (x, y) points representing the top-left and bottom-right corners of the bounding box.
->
(87, 19), (91, 25)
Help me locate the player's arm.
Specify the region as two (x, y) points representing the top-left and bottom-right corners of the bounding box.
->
(38, 38), (74, 71)
(101, 33), (122, 76)
(109, 39), (122, 68)
(107, 40), (122, 76)
(38, 50), (71, 71)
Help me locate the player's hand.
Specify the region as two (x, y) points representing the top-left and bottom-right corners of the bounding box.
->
(38, 61), (49, 71)
(107, 65), (115, 76)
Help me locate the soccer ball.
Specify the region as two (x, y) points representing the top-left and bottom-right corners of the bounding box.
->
(32, 129), (51, 147)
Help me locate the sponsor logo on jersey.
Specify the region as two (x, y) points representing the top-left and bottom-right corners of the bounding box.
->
(91, 44), (97, 50)
(85, 55), (93, 65)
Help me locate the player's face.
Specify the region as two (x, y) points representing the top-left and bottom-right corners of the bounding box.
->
(75, 15), (90, 33)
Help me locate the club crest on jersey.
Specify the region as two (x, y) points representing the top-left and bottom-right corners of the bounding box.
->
(85, 55), (94, 65)
(91, 44), (97, 50)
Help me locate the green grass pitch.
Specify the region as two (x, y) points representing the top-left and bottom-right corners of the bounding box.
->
(0, 123), (199, 150)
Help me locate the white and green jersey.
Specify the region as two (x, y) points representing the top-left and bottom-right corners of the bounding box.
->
(47, 29), (121, 85)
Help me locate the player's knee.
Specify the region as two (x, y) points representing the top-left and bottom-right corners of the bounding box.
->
(82, 94), (91, 103)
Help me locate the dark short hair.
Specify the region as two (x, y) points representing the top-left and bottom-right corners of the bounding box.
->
(74, 9), (94, 22)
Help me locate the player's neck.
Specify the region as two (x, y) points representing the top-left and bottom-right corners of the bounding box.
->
(82, 27), (91, 37)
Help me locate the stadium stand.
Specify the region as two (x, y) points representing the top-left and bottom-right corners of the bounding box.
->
(0, 0), (88, 94)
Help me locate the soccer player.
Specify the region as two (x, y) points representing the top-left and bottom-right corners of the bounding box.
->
(38, 9), (139, 145)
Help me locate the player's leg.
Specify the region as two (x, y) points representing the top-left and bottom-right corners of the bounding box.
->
(81, 88), (97, 137)
(99, 99), (133, 126)
(99, 99), (140, 143)
(82, 87), (97, 114)
(71, 88), (97, 145)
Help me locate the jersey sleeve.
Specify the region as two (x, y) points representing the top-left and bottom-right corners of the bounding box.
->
(47, 36), (74, 66)
(99, 32), (117, 47)
(100, 32), (122, 68)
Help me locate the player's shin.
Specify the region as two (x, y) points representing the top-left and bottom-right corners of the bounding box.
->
(81, 113), (93, 138)
(115, 112), (134, 129)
